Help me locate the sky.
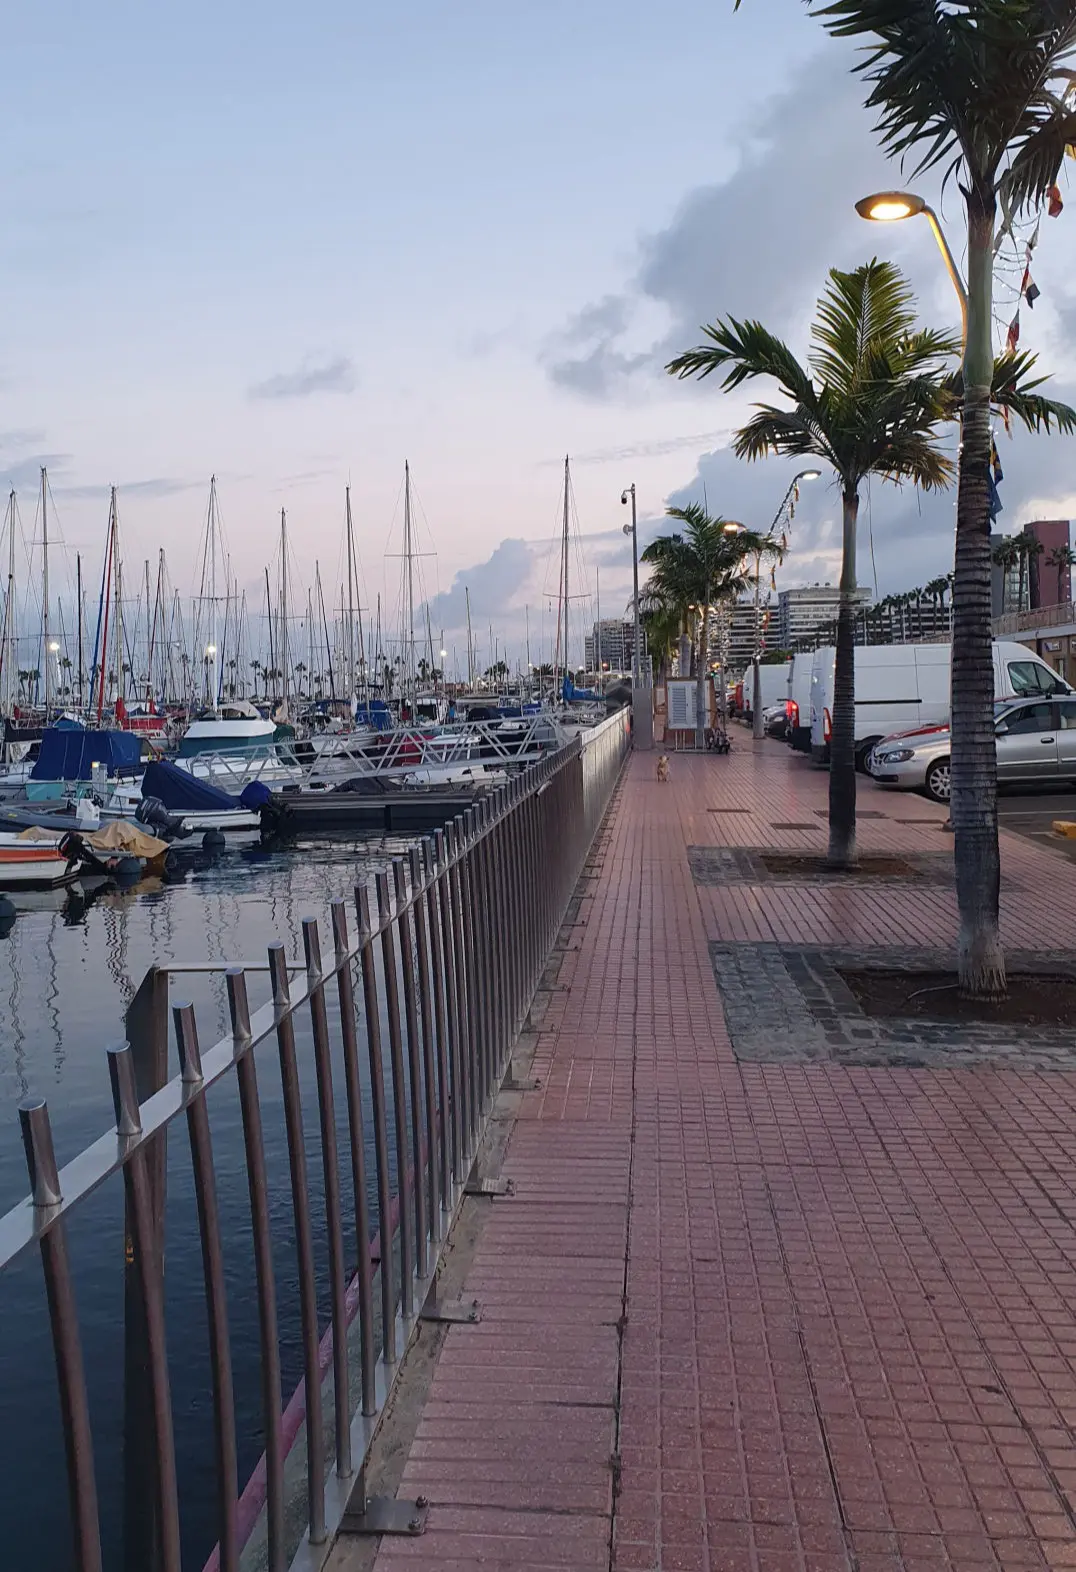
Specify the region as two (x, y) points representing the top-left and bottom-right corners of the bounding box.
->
(3, 0), (1075, 675)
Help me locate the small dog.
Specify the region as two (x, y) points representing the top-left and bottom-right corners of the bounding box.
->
(656, 753), (670, 783)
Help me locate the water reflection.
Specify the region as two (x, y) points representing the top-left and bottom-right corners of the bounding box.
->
(0, 830), (419, 1571)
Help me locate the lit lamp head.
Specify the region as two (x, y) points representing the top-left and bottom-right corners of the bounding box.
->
(797, 469), (822, 482)
(855, 191), (926, 223)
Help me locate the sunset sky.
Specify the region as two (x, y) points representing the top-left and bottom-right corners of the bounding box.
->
(3, 1), (1074, 670)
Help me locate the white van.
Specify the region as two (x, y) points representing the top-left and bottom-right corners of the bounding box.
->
(742, 660), (791, 719)
(809, 641), (1070, 768)
(786, 654), (814, 753)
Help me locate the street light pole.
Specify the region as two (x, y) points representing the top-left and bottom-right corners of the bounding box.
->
(621, 484), (641, 684)
(855, 190), (968, 345)
(742, 470), (821, 739)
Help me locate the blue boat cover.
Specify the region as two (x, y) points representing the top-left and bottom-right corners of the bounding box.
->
(141, 759), (241, 810)
(31, 728), (143, 781)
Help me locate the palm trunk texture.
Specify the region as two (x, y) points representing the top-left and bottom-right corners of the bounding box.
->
(827, 491), (858, 868)
(951, 199), (1005, 997)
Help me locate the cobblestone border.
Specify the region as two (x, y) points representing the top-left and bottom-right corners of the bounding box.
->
(688, 845), (956, 887)
(709, 942), (1076, 1067)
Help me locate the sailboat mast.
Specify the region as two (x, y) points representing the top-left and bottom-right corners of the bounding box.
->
(76, 552), (84, 710)
(2, 492), (16, 717)
(209, 476), (219, 708)
(562, 456), (570, 689)
(41, 467), (50, 714)
(404, 460), (415, 705)
(280, 508), (289, 717)
(265, 566), (275, 703)
(345, 486), (356, 699)
(465, 586), (474, 688)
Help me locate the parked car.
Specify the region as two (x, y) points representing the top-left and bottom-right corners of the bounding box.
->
(785, 653), (813, 753)
(763, 702), (788, 739)
(809, 640), (1070, 771)
(869, 693), (1076, 802)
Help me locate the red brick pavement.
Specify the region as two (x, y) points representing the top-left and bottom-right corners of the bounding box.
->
(364, 741), (1076, 1571)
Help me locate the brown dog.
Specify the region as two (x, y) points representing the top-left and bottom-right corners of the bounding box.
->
(656, 753), (670, 783)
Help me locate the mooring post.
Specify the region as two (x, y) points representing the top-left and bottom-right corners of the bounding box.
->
(121, 965), (169, 1572)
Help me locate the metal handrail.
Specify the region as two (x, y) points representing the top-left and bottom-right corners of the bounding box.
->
(1, 707), (631, 1572)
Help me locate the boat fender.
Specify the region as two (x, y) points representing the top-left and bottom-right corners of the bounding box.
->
(0, 894), (15, 922)
(114, 855), (142, 880)
(202, 829), (226, 850)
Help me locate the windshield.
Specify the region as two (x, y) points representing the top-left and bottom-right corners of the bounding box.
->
(1007, 659), (1067, 696)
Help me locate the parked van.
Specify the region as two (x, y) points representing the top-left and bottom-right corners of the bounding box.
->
(808, 641), (1070, 768)
(742, 660), (791, 720)
(785, 654), (814, 752)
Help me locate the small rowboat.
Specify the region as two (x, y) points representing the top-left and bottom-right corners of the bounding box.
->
(0, 840), (81, 889)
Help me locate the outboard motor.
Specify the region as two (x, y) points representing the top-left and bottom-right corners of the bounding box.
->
(136, 796), (190, 840)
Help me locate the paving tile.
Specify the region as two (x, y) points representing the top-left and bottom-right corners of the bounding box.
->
(354, 744), (1076, 1572)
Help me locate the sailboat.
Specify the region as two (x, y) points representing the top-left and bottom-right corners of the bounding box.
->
(177, 479), (278, 766)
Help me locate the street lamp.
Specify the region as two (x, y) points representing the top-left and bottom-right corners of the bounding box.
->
(621, 484), (642, 685)
(726, 471), (821, 738)
(855, 190), (968, 342)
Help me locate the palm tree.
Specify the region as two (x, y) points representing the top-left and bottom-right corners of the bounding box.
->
(1048, 543), (1076, 605)
(802, 0), (1076, 989)
(642, 503), (775, 747)
(668, 259), (955, 867)
(1019, 533), (1045, 611)
(991, 536), (1022, 613)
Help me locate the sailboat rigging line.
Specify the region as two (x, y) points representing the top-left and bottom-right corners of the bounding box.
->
(316, 563), (336, 704)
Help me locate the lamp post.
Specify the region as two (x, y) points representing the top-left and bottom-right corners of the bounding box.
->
(621, 484), (642, 684)
(727, 471), (821, 739)
(855, 190), (968, 344)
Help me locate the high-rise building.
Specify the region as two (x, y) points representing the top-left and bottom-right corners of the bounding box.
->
(991, 521), (1072, 615)
(584, 618), (645, 673)
(775, 584), (873, 648)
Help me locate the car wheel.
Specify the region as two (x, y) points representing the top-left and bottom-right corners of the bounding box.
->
(855, 739), (880, 774)
(925, 758), (951, 804)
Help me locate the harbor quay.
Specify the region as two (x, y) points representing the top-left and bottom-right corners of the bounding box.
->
(6, 725), (1076, 1570)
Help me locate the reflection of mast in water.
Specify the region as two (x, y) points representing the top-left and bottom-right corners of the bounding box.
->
(102, 895), (136, 1008)
(45, 909), (63, 1076)
(5, 918), (28, 1099)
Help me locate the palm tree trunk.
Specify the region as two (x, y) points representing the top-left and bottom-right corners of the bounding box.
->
(951, 197), (1005, 997)
(827, 491), (858, 868)
(695, 596), (709, 749)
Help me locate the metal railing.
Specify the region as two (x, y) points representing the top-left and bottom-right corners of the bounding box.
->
(0, 708), (630, 1572)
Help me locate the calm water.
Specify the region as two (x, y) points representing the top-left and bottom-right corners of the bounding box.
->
(0, 832), (421, 1571)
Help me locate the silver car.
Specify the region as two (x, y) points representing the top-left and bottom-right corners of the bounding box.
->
(869, 695), (1076, 803)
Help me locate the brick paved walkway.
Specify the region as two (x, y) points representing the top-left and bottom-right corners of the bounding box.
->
(360, 740), (1076, 1571)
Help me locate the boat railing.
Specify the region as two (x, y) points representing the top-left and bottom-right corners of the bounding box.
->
(300, 713), (567, 788)
(0, 706), (631, 1572)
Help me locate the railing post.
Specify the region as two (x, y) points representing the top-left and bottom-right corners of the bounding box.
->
(121, 965), (169, 1572)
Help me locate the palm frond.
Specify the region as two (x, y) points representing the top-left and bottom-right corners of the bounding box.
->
(942, 348), (1076, 432)
(666, 317), (816, 405)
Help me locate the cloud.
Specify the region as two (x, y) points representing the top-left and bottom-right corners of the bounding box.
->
(248, 356), (356, 401)
(56, 476), (202, 502)
(0, 452), (71, 493)
(544, 48), (901, 400)
(419, 538), (536, 643)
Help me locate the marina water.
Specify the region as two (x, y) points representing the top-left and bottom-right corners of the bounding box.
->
(0, 830), (418, 1570)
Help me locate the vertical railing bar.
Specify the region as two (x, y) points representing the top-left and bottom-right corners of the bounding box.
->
(302, 917), (352, 1480)
(227, 969), (287, 1572)
(356, 882), (398, 1363)
(268, 943), (326, 1545)
(426, 832), (453, 1210)
(468, 809), (491, 1118)
(377, 870), (415, 1319)
(479, 803), (501, 1096)
(477, 804), (498, 1114)
(439, 825), (466, 1185)
(505, 785), (525, 1036)
(173, 1002), (240, 1572)
(19, 1099), (103, 1572)
(447, 817), (474, 1165)
(329, 903), (377, 1417)
(492, 798), (513, 1071)
(454, 812), (482, 1155)
(107, 1043), (183, 1572)
(410, 843), (441, 1245)
(393, 861), (428, 1278)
